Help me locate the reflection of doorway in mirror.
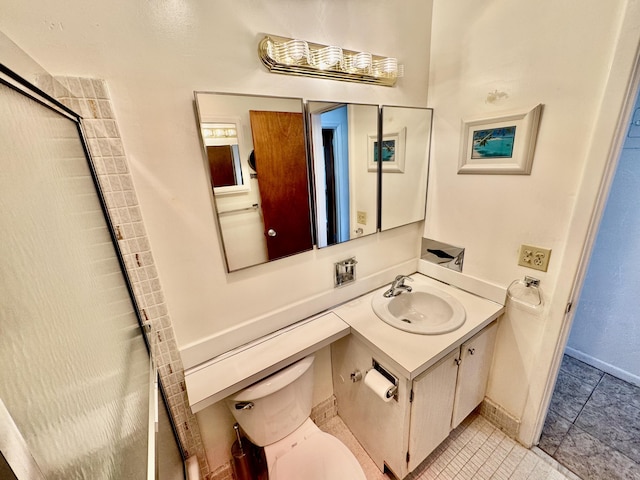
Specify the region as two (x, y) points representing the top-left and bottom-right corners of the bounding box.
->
(206, 144), (242, 187)
(309, 101), (378, 248)
(320, 105), (350, 246)
(201, 122), (244, 189)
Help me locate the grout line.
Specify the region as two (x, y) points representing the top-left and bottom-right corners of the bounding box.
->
(571, 373), (603, 425)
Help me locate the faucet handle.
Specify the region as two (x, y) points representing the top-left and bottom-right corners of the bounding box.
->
(393, 274), (414, 285)
(384, 274), (414, 297)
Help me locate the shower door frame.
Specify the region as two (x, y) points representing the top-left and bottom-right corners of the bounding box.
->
(0, 63), (183, 480)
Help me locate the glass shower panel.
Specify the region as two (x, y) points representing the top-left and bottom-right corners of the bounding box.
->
(0, 81), (151, 478)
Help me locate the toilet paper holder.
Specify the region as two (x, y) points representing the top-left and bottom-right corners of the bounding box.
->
(372, 359), (398, 400)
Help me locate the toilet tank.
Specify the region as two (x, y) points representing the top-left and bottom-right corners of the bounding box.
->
(226, 355), (315, 446)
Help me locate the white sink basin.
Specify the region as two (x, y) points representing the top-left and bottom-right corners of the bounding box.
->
(371, 286), (466, 334)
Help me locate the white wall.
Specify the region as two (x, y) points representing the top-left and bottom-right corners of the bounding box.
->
(426, 0), (639, 445)
(566, 88), (640, 386)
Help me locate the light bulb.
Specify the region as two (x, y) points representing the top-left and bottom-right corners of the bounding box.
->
(381, 58), (398, 74)
(353, 52), (372, 70)
(282, 39), (309, 64)
(313, 46), (343, 69)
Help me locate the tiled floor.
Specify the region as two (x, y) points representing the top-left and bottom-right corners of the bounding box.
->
(539, 354), (640, 479)
(321, 413), (578, 480)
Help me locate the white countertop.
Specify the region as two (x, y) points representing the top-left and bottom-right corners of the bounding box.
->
(184, 311), (350, 412)
(332, 273), (505, 380)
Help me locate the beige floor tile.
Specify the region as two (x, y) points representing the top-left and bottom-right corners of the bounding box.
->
(320, 413), (577, 480)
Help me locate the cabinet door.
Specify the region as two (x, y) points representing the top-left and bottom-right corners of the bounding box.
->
(451, 322), (498, 429)
(408, 349), (459, 471)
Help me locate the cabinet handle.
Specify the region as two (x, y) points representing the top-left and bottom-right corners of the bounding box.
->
(468, 348), (475, 355)
(267, 229), (277, 237)
(454, 358), (461, 366)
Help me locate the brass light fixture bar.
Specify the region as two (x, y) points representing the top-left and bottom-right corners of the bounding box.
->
(258, 35), (404, 87)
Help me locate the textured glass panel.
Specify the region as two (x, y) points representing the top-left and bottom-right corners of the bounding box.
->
(0, 83), (150, 479)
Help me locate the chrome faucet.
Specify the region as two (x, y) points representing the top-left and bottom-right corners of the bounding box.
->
(383, 275), (414, 298)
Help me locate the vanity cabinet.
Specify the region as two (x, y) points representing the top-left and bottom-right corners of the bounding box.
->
(332, 321), (498, 479)
(451, 321), (497, 429)
(407, 349), (458, 471)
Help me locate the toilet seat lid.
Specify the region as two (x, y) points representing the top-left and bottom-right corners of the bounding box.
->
(270, 432), (366, 480)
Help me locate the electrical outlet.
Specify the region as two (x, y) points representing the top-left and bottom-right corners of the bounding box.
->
(357, 211), (367, 225)
(518, 244), (551, 272)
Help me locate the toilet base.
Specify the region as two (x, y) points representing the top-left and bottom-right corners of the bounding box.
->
(263, 418), (366, 480)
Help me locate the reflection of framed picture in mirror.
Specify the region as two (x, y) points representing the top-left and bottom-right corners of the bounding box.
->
(458, 104), (542, 174)
(368, 127), (406, 173)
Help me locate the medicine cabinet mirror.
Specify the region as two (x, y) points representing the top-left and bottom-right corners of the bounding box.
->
(195, 92), (314, 272)
(380, 106), (433, 231)
(195, 93), (433, 272)
(307, 101), (379, 248)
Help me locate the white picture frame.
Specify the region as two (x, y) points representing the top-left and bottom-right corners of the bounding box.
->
(458, 104), (542, 175)
(368, 127), (407, 173)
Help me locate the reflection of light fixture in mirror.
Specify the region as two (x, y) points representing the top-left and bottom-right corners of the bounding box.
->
(202, 125), (238, 139)
(258, 35), (403, 87)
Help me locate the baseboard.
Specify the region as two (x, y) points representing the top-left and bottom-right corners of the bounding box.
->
(479, 397), (520, 439)
(564, 346), (640, 387)
(310, 395), (338, 428)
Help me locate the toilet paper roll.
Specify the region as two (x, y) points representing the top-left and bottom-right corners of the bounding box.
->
(364, 369), (396, 402)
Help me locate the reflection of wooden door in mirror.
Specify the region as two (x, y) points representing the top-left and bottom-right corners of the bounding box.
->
(249, 110), (313, 261)
(206, 145), (236, 187)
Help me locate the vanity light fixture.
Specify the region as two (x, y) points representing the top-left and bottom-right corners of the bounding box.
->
(258, 35), (404, 87)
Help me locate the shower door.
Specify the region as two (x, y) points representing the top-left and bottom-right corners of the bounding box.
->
(0, 68), (155, 478)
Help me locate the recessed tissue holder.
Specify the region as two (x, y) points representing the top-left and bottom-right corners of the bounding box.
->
(364, 359), (398, 402)
(421, 238), (464, 272)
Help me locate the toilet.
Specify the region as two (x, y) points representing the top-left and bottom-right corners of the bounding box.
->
(226, 355), (366, 480)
